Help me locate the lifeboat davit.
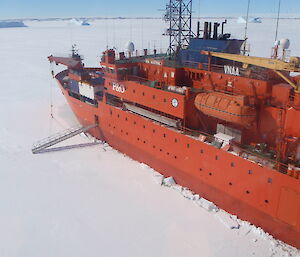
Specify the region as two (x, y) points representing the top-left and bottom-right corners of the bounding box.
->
(194, 92), (256, 127)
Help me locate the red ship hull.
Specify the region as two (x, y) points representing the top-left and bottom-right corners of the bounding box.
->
(57, 73), (300, 249)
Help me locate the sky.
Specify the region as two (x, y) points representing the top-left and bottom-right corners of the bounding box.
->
(1, 0), (300, 19)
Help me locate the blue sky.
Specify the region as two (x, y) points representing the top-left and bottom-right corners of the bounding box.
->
(1, 0), (300, 19)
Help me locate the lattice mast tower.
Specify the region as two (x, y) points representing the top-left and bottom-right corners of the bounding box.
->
(164, 0), (193, 56)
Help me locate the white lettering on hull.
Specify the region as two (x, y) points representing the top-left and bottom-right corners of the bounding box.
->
(112, 82), (126, 93)
(224, 65), (240, 76)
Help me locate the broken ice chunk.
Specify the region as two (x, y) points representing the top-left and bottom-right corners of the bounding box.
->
(163, 176), (176, 187)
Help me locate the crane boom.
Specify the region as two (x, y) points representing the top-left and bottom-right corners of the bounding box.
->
(202, 50), (300, 92)
(201, 50), (300, 72)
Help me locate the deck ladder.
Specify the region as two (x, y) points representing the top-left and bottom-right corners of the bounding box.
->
(32, 124), (98, 154)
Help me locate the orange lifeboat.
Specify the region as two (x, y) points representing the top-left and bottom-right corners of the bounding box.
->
(194, 92), (256, 127)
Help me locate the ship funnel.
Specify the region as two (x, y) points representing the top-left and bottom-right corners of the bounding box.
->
(213, 22), (220, 40)
(204, 22), (209, 39)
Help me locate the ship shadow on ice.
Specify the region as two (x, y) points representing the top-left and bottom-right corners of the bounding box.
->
(38, 142), (101, 154)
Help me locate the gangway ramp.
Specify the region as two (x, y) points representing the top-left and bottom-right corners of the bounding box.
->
(32, 124), (97, 154)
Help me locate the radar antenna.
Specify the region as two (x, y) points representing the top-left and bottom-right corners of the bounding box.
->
(164, 0), (194, 56)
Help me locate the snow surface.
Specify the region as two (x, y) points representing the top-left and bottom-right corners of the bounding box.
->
(0, 18), (300, 257)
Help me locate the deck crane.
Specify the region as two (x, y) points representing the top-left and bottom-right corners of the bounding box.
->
(202, 50), (300, 92)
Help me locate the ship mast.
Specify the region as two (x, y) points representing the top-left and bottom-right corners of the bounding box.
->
(164, 0), (193, 56)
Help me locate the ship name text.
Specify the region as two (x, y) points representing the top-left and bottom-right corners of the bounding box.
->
(224, 65), (240, 76)
(112, 82), (126, 93)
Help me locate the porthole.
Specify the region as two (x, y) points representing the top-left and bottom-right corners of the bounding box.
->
(172, 98), (179, 108)
(229, 182), (233, 186)
(215, 155), (219, 160)
(267, 178), (272, 183)
(248, 170), (253, 174)
(152, 129), (156, 133)
(143, 125), (146, 129)
(175, 138), (178, 143)
(231, 162), (235, 167)
(133, 89), (136, 93)
(187, 143), (190, 148)
(152, 95), (156, 99)
(134, 121), (136, 125)
(163, 98), (166, 103)
(246, 190), (250, 194)
(125, 117), (128, 121)
(209, 172), (212, 176)
(174, 156), (177, 159)
(265, 200), (269, 204)
(163, 133), (166, 138)
(199, 168), (202, 171)
(200, 149), (204, 154)
(142, 92), (145, 96)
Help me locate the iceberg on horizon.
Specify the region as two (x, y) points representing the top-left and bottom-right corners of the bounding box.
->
(0, 21), (27, 28)
(237, 16), (262, 24)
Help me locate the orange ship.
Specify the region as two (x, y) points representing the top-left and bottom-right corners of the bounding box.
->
(47, 1), (300, 249)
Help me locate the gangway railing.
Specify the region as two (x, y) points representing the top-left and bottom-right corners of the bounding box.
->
(32, 124), (97, 154)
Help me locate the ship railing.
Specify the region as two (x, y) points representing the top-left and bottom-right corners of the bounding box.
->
(180, 61), (271, 81)
(115, 48), (167, 64)
(126, 75), (156, 87)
